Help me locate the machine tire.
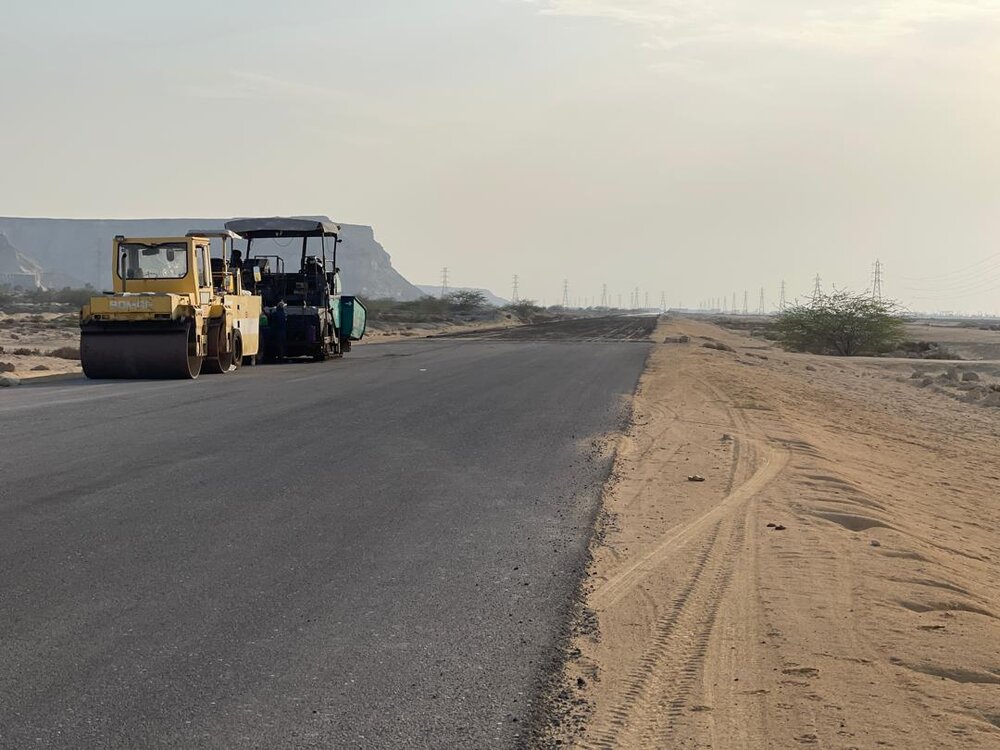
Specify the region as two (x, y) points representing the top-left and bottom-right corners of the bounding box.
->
(231, 331), (243, 372)
(204, 324), (235, 374)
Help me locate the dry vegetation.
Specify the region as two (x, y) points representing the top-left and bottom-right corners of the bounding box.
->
(0, 312), (82, 379)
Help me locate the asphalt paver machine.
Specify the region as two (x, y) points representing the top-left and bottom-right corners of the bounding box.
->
(224, 217), (366, 362)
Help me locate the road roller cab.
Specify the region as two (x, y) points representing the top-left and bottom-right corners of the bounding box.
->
(80, 232), (262, 379)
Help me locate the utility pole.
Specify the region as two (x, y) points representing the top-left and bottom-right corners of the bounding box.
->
(600, 284), (608, 308)
(872, 260), (883, 301)
(812, 274), (822, 302)
(440, 267), (450, 297)
(742, 290), (748, 315)
(561, 279), (569, 308)
(758, 287), (765, 315)
(511, 274), (519, 303)
(635, 287), (640, 310)
(660, 292), (666, 313)
(731, 292), (737, 314)
(779, 280), (787, 311)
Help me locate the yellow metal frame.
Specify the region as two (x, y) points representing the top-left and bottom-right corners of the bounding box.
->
(81, 235), (262, 360)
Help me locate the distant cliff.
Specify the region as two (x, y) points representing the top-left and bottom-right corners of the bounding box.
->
(0, 216), (423, 300)
(0, 233), (44, 288)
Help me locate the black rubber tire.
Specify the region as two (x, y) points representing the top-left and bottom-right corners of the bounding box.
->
(204, 326), (235, 374)
(231, 331), (243, 372)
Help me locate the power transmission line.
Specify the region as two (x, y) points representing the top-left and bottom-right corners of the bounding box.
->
(811, 274), (822, 301)
(872, 260), (883, 301)
(742, 290), (748, 315)
(561, 279), (569, 307)
(441, 267), (450, 297)
(601, 283), (608, 308)
(511, 274), (519, 303)
(779, 280), (787, 311)
(758, 287), (765, 315)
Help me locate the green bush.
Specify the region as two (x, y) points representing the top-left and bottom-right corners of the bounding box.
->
(773, 291), (905, 356)
(445, 290), (487, 311)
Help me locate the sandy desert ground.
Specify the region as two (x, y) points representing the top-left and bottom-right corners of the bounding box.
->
(0, 313), (521, 380)
(545, 317), (1000, 749)
(0, 312), (81, 379)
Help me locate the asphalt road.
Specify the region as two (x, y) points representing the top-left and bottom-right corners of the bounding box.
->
(0, 319), (651, 749)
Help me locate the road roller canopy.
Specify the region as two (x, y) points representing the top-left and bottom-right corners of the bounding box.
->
(186, 229), (242, 240)
(224, 217), (341, 238)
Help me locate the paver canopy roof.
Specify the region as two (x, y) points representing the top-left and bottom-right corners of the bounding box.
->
(224, 217), (341, 238)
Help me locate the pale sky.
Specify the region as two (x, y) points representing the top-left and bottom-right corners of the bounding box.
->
(2, 0), (1000, 313)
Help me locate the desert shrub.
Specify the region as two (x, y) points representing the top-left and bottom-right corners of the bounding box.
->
(445, 290), (488, 311)
(364, 296), (449, 322)
(502, 300), (543, 323)
(365, 293), (500, 322)
(773, 291), (905, 356)
(47, 346), (81, 360)
(11, 347), (38, 356)
(21, 286), (94, 308)
(0, 361), (14, 372)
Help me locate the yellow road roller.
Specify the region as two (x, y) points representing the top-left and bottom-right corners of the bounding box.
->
(80, 231), (262, 379)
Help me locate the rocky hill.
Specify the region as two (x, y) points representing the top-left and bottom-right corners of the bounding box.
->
(0, 233), (44, 288)
(0, 216), (422, 299)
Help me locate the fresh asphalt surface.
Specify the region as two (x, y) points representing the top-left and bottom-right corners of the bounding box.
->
(0, 318), (652, 749)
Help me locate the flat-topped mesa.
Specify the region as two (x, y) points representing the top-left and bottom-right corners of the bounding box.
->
(0, 216), (423, 300)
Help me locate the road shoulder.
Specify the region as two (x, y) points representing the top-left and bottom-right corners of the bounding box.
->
(541, 317), (1000, 748)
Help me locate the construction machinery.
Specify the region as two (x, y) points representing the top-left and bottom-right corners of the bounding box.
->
(79, 230), (262, 379)
(225, 217), (366, 361)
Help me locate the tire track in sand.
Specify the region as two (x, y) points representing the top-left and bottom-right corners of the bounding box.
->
(580, 393), (790, 749)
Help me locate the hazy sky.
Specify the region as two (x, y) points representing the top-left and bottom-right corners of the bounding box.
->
(2, 0), (1000, 312)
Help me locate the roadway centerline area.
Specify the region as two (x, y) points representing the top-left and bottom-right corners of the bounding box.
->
(0, 326), (650, 749)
